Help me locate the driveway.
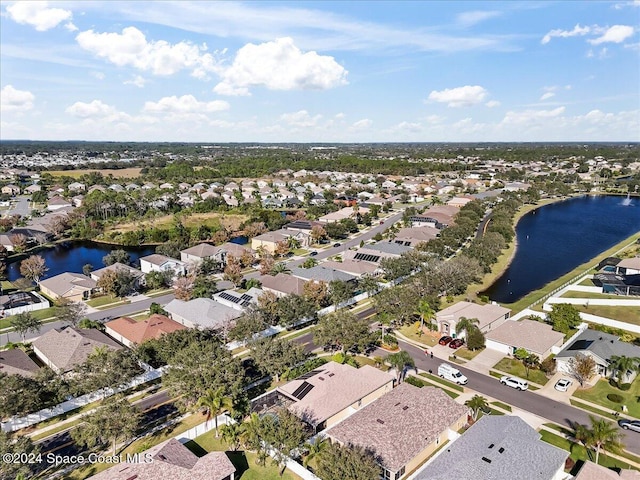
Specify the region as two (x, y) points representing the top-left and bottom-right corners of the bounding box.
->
(7, 195), (30, 217)
(464, 348), (505, 375)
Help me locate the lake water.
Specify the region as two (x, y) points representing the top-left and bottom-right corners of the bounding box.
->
(7, 241), (156, 281)
(483, 195), (640, 303)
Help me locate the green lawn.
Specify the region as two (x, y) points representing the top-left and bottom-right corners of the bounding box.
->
(490, 401), (512, 412)
(86, 294), (125, 308)
(396, 325), (438, 347)
(453, 346), (484, 361)
(540, 430), (633, 471)
(573, 377), (640, 419)
(187, 430), (302, 480)
(560, 290), (628, 300)
(492, 357), (550, 385)
(0, 307), (57, 329)
(574, 305), (640, 325)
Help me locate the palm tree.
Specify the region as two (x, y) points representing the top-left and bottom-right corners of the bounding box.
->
(303, 438), (328, 468)
(465, 395), (490, 421)
(270, 262), (290, 275)
(386, 351), (415, 383)
(609, 355), (640, 386)
(573, 416), (624, 465)
(220, 422), (244, 451)
(241, 412), (263, 451)
(414, 300), (434, 336)
(196, 387), (233, 437)
(287, 237), (301, 250)
(455, 317), (480, 340)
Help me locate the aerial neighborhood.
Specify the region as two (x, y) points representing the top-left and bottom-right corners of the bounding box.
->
(0, 142), (639, 480)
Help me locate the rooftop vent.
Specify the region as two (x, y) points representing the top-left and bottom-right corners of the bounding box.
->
(482, 457), (492, 464)
(318, 377), (325, 381)
(402, 406), (409, 411)
(125, 476), (138, 480)
(488, 444), (494, 449)
(158, 455), (166, 461)
(328, 373), (335, 377)
(376, 419), (385, 424)
(498, 447), (505, 454)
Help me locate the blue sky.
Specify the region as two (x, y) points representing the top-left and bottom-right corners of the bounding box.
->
(1, 0), (639, 142)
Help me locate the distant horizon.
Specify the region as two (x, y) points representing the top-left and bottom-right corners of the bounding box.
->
(1, 2), (638, 142)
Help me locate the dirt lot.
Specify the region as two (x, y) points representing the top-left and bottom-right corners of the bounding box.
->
(107, 212), (248, 234)
(46, 168), (142, 179)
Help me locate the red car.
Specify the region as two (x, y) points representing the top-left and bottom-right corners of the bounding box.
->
(449, 338), (465, 349)
(438, 336), (452, 346)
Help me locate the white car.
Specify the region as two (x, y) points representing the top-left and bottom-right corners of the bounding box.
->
(554, 378), (572, 392)
(500, 375), (528, 391)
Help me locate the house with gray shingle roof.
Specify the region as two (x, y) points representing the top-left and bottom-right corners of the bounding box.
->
(485, 319), (564, 359)
(164, 298), (242, 331)
(89, 438), (236, 480)
(32, 326), (122, 373)
(0, 349), (40, 377)
(259, 273), (308, 297)
(290, 265), (356, 284)
(39, 272), (98, 302)
(556, 329), (640, 383)
(139, 254), (186, 278)
(180, 243), (226, 264)
(326, 383), (469, 480)
(414, 415), (568, 480)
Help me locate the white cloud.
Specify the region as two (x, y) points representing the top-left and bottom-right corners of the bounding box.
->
(6, 1), (72, 31)
(143, 95), (229, 114)
(485, 100), (501, 108)
(456, 10), (501, 27)
(124, 75), (146, 88)
(214, 37), (348, 96)
(65, 100), (122, 119)
(90, 71), (105, 80)
(335, 112), (345, 119)
(351, 118), (372, 130)
(588, 25), (635, 44)
(280, 110), (322, 127)
(0, 85), (35, 112)
(541, 24), (591, 44)
(76, 27), (220, 77)
(392, 121), (422, 132)
(428, 85), (488, 107)
(540, 92), (555, 101)
(501, 106), (566, 126)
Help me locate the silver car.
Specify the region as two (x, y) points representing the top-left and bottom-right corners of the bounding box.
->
(618, 419), (640, 433)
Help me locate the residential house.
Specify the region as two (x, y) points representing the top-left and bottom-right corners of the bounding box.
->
(321, 259), (379, 277)
(24, 184), (41, 194)
(273, 361), (394, 431)
(555, 329), (640, 383)
(251, 229), (311, 254)
(47, 195), (72, 211)
(1, 184), (20, 196)
(436, 301), (511, 338)
(39, 272), (98, 302)
(616, 257), (640, 276)
(91, 262), (146, 289)
(415, 415), (568, 480)
(447, 196), (475, 208)
(393, 226), (440, 247)
(258, 273), (308, 297)
(485, 319), (565, 359)
(105, 314), (186, 348)
(164, 297), (242, 331)
(213, 287), (262, 311)
(326, 383), (469, 480)
(32, 326), (122, 373)
(290, 265), (357, 284)
(0, 349), (40, 377)
(180, 243), (226, 265)
(139, 254), (187, 278)
(574, 460), (640, 480)
(67, 182), (86, 192)
(0, 291), (50, 317)
(318, 206), (369, 223)
(344, 242), (412, 265)
(218, 242), (255, 264)
(88, 438), (236, 480)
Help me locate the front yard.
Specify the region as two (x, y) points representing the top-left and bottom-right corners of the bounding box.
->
(573, 377), (640, 419)
(492, 357), (550, 386)
(574, 305), (640, 326)
(397, 325), (439, 347)
(86, 294), (130, 308)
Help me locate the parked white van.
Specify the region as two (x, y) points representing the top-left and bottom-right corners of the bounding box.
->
(437, 363), (468, 385)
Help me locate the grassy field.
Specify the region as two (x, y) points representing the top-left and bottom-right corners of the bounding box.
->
(492, 358), (549, 385)
(0, 307), (57, 330)
(560, 290), (628, 300)
(186, 431), (303, 480)
(105, 211), (248, 234)
(47, 168), (142, 179)
(574, 377), (640, 419)
(573, 305), (640, 325)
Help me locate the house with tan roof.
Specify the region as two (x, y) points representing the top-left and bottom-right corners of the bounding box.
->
(47, 195), (72, 211)
(616, 257), (640, 275)
(139, 254), (187, 278)
(0, 349), (40, 377)
(326, 383), (469, 480)
(259, 273), (308, 297)
(321, 259), (380, 277)
(276, 361), (394, 432)
(180, 242), (227, 264)
(251, 229), (311, 254)
(39, 272), (98, 302)
(32, 326), (122, 373)
(436, 301), (511, 338)
(485, 319), (564, 359)
(574, 460), (640, 480)
(164, 297), (242, 331)
(393, 226), (440, 247)
(91, 262), (145, 289)
(1, 184), (20, 196)
(89, 438), (236, 480)
(105, 314), (186, 348)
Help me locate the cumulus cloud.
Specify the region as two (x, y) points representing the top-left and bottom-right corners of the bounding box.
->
(65, 100), (122, 119)
(1, 85), (35, 112)
(540, 92), (555, 101)
(485, 100), (501, 108)
(541, 24), (591, 44)
(143, 95), (229, 114)
(280, 110), (322, 127)
(124, 75), (146, 88)
(351, 118), (372, 129)
(428, 85), (488, 107)
(6, 1), (72, 31)
(213, 37), (348, 96)
(589, 25), (635, 44)
(76, 27), (219, 77)
(392, 121), (422, 132)
(501, 106), (566, 126)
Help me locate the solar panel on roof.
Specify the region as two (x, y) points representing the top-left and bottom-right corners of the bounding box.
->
(240, 294), (253, 302)
(354, 253), (381, 263)
(297, 369), (323, 380)
(219, 292), (241, 303)
(567, 340), (593, 351)
(291, 381), (315, 400)
(241, 300), (251, 307)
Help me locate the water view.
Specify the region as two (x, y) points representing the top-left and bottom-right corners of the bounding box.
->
(483, 195), (640, 303)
